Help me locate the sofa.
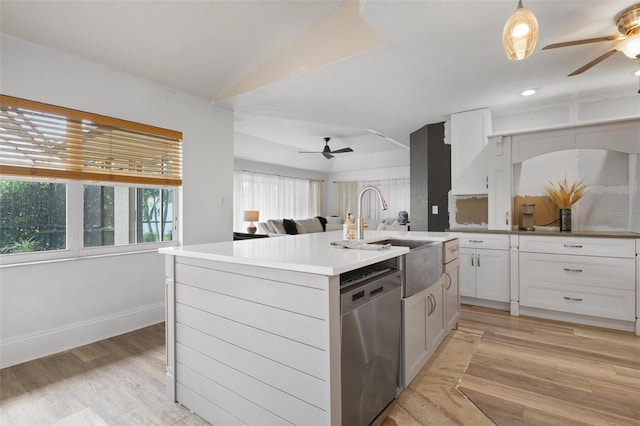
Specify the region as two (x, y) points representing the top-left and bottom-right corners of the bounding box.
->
(257, 216), (343, 236)
(256, 216), (408, 236)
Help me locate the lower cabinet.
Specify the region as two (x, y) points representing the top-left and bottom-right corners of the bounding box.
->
(519, 236), (637, 323)
(444, 257), (460, 331)
(402, 275), (446, 387)
(459, 247), (509, 302)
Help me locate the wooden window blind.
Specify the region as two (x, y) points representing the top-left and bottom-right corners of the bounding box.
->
(0, 95), (183, 186)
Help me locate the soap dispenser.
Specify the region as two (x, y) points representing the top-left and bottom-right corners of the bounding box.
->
(343, 213), (355, 240)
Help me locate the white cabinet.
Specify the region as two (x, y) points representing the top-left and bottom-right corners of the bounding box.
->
(459, 234), (510, 303)
(487, 135), (513, 230)
(637, 239), (640, 335)
(519, 236), (637, 325)
(444, 257), (460, 331)
(425, 279), (445, 355)
(402, 276), (445, 387)
(450, 107), (492, 195)
(519, 252), (635, 321)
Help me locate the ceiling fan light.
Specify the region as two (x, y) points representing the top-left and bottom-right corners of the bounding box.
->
(617, 33), (640, 58)
(502, 0), (539, 61)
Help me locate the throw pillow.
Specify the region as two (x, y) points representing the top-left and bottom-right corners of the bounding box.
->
(267, 219), (286, 234)
(296, 218), (324, 233)
(315, 216), (327, 231)
(282, 218), (298, 235)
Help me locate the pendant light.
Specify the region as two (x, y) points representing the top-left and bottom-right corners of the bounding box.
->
(503, 0), (539, 61)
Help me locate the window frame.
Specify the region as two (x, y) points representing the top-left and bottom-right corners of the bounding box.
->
(0, 176), (178, 266)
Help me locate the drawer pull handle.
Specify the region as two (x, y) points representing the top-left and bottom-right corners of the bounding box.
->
(563, 296), (583, 302)
(563, 244), (583, 248)
(469, 240), (484, 243)
(563, 268), (583, 272)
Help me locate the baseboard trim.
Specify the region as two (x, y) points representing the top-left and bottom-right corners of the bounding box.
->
(460, 297), (510, 312)
(0, 303), (164, 368)
(519, 306), (636, 333)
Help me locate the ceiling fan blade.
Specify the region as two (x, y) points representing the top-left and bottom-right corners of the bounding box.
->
(330, 147), (354, 154)
(299, 151), (323, 154)
(568, 48), (618, 76)
(543, 35), (621, 50)
(323, 152), (334, 159)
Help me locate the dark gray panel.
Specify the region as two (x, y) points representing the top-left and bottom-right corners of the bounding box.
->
(427, 123), (450, 231)
(410, 125), (429, 231)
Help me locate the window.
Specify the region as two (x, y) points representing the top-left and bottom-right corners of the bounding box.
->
(0, 95), (182, 262)
(0, 180), (66, 253)
(233, 171), (323, 232)
(84, 185), (174, 247)
(334, 178), (410, 221)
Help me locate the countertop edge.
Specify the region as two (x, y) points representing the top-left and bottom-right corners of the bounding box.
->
(448, 228), (640, 239)
(159, 244), (410, 276)
(159, 231), (459, 276)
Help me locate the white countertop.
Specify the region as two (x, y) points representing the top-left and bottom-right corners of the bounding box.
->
(160, 230), (460, 276)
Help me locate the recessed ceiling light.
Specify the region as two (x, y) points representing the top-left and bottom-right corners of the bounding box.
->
(521, 89), (537, 96)
(634, 69), (640, 76)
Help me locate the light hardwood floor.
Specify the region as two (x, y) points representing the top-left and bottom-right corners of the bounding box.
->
(0, 324), (208, 425)
(382, 306), (640, 426)
(2, 306), (639, 425)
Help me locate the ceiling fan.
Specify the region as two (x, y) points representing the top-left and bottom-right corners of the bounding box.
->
(543, 2), (640, 76)
(299, 137), (353, 159)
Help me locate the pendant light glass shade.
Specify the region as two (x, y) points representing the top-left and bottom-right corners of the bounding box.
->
(502, 0), (539, 61)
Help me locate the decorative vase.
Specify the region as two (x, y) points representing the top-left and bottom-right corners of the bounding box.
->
(559, 208), (571, 232)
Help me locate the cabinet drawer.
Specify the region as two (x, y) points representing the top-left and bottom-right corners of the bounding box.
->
(519, 252), (635, 291)
(519, 236), (635, 258)
(442, 239), (459, 263)
(520, 281), (635, 321)
(458, 233), (509, 250)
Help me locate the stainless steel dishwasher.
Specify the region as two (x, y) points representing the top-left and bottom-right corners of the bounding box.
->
(341, 267), (402, 426)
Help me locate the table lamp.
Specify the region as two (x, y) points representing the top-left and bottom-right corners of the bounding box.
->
(244, 210), (259, 234)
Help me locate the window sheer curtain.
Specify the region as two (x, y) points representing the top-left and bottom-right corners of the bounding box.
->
(334, 178), (410, 223)
(233, 171), (323, 232)
(334, 181), (357, 220)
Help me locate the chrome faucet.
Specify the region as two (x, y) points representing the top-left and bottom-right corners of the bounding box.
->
(357, 186), (388, 239)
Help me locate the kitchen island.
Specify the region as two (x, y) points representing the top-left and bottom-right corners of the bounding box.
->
(159, 230), (458, 426)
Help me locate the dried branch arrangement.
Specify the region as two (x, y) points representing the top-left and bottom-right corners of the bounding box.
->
(544, 176), (588, 209)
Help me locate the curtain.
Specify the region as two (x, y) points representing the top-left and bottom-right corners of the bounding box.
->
(334, 181), (357, 221)
(309, 179), (323, 217)
(233, 171), (323, 232)
(335, 178), (410, 223)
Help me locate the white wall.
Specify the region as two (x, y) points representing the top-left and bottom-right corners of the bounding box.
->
(514, 149), (631, 231)
(0, 35), (234, 367)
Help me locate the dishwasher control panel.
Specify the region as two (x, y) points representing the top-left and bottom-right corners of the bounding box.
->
(340, 269), (401, 314)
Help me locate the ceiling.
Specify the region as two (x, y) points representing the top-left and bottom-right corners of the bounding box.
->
(2, 0), (639, 173)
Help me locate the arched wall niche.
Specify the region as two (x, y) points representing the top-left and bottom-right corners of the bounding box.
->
(512, 149), (632, 231)
(485, 117), (638, 231)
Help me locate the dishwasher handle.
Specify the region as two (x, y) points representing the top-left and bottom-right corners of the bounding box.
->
(369, 285), (385, 298)
(341, 272), (401, 314)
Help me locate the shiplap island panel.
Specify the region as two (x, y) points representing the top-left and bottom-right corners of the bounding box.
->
(160, 230), (459, 425)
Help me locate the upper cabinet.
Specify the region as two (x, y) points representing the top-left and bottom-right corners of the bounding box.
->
(450, 108), (492, 195)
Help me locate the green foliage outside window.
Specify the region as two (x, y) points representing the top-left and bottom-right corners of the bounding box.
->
(0, 181), (66, 253)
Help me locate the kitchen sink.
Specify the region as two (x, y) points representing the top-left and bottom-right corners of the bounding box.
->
(370, 238), (443, 298)
(370, 238), (436, 250)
